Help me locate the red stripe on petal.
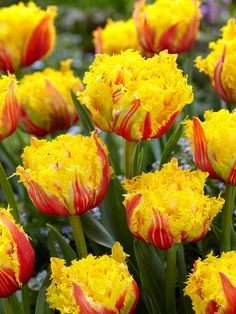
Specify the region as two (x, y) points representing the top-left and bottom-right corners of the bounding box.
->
(192, 117), (219, 179)
(227, 159), (236, 186)
(129, 280), (140, 314)
(220, 272), (236, 314)
(0, 268), (19, 297)
(142, 112), (152, 140)
(206, 300), (219, 314)
(158, 23), (179, 53)
(0, 44), (14, 73)
(152, 111), (179, 139)
(73, 178), (94, 215)
(94, 27), (103, 54)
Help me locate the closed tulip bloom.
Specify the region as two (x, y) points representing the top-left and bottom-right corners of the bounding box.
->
(196, 19), (236, 104)
(0, 75), (19, 142)
(0, 208), (34, 297)
(185, 251), (236, 314)
(93, 19), (140, 54)
(123, 158), (224, 250)
(134, 0), (201, 56)
(46, 243), (139, 314)
(16, 132), (111, 216)
(79, 50), (193, 141)
(18, 60), (82, 137)
(185, 110), (236, 185)
(0, 2), (56, 73)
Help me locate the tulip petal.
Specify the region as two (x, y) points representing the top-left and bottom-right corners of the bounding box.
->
(152, 111), (179, 139)
(0, 268), (19, 298)
(227, 159), (236, 185)
(0, 44), (14, 73)
(158, 23), (179, 53)
(94, 27), (103, 54)
(220, 272), (236, 314)
(205, 300), (219, 314)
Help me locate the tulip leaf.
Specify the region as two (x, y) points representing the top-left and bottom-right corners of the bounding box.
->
(35, 271), (53, 314)
(81, 211), (115, 248)
(48, 229), (61, 258)
(1, 294), (24, 314)
(134, 240), (166, 314)
(71, 91), (95, 134)
(47, 224), (77, 262)
(159, 121), (184, 169)
(132, 142), (144, 177)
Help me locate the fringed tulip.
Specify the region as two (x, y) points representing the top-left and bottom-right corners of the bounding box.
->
(185, 251), (236, 314)
(0, 2), (56, 73)
(196, 19), (236, 104)
(46, 242), (139, 314)
(0, 208), (34, 297)
(18, 60), (82, 136)
(16, 132), (111, 216)
(0, 75), (19, 142)
(134, 0), (201, 56)
(123, 158), (224, 250)
(79, 50), (193, 141)
(93, 19), (139, 54)
(185, 110), (236, 185)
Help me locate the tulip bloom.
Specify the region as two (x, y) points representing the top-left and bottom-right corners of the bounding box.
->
(185, 109), (236, 185)
(46, 242), (139, 314)
(134, 0), (201, 56)
(0, 75), (19, 142)
(18, 60), (82, 137)
(123, 158), (224, 250)
(93, 19), (140, 54)
(79, 50), (193, 141)
(0, 2), (56, 73)
(0, 208), (34, 297)
(196, 19), (236, 104)
(185, 251), (236, 314)
(16, 132), (111, 216)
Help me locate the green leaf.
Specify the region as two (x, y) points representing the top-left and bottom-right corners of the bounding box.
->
(132, 142), (144, 177)
(134, 240), (166, 314)
(35, 272), (53, 314)
(71, 90), (94, 134)
(81, 212), (115, 248)
(48, 229), (60, 258)
(47, 224), (77, 262)
(1, 294), (24, 314)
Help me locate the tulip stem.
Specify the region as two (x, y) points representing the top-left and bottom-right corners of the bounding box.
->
(124, 140), (137, 179)
(0, 161), (20, 222)
(70, 215), (88, 259)
(21, 285), (31, 314)
(166, 245), (177, 314)
(221, 184), (236, 252)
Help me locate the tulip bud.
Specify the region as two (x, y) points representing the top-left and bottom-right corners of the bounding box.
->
(123, 158), (224, 250)
(0, 2), (56, 73)
(185, 110), (236, 185)
(134, 0), (201, 56)
(46, 242), (139, 314)
(93, 19), (139, 54)
(18, 60), (82, 136)
(185, 251), (236, 314)
(0, 208), (34, 297)
(196, 19), (236, 104)
(79, 49), (193, 141)
(0, 75), (19, 142)
(16, 132), (111, 216)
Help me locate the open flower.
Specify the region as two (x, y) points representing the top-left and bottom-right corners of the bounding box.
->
(18, 60), (82, 137)
(79, 50), (193, 141)
(16, 132), (111, 216)
(93, 19), (140, 54)
(185, 109), (236, 185)
(134, 0), (201, 56)
(0, 208), (34, 297)
(46, 242), (139, 314)
(123, 158), (224, 250)
(185, 251), (236, 314)
(0, 2), (56, 73)
(196, 19), (236, 104)
(0, 75), (19, 142)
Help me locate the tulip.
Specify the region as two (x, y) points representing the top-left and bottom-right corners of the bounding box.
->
(123, 158), (224, 250)
(18, 59), (82, 137)
(185, 251), (236, 314)
(196, 19), (236, 104)
(46, 242), (139, 314)
(16, 132), (111, 216)
(79, 49), (193, 141)
(0, 2), (56, 73)
(0, 208), (34, 297)
(134, 0), (201, 56)
(0, 75), (19, 142)
(93, 19), (140, 54)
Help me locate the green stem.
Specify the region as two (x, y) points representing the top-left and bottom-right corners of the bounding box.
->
(1, 298), (14, 314)
(124, 140), (137, 179)
(69, 215), (88, 259)
(221, 184), (236, 252)
(0, 161), (20, 222)
(166, 245), (177, 314)
(21, 285), (31, 314)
